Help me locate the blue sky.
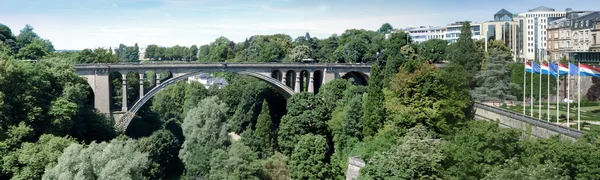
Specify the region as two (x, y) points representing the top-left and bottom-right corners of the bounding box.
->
(1, 0), (599, 50)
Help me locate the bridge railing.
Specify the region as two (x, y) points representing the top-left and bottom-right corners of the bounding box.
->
(474, 102), (583, 138)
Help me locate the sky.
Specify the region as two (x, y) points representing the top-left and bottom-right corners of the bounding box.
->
(1, 0), (600, 50)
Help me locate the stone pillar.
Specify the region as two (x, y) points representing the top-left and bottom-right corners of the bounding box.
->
(155, 73), (161, 86)
(139, 73), (144, 98)
(308, 71), (314, 93)
(294, 72), (301, 93)
(121, 74), (128, 112)
(346, 156), (366, 180)
(282, 73), (288, 87)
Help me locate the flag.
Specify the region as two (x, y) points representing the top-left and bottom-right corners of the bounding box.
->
(531, 61), (541, 74)
(525, 62), (533, 73)
(549, 63), (559, 77)
(558, 63), (569, 75)
(579, 64), (600, 77)
(569, 63), (579, 75)
(541, 63), (551, 75)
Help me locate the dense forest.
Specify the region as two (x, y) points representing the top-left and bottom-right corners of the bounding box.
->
(2, 22), (600, 180)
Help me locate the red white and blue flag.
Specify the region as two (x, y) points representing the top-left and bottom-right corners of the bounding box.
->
(525, 62), (533, 73)
(558, 63), (570, 75)
(541, 63), (551, 75)
(579, 64), (600, 77)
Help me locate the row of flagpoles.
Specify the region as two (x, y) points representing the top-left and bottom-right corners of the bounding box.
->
(524, 61), (600, 130)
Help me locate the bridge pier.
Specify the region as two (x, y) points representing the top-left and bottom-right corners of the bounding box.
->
(139, 73), (144, 98)
(308, 71), (314, 93)
(294, 73), (301, 93)
(121, 74), (128, 112)
(155, 73), (161, 86)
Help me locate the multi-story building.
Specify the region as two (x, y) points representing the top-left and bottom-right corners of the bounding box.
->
(514, 6), (566, 61)
(481, 9), (521, 61)
(445, 21), (482, 44)
(404, 26), (446, 43)
(592, 20), (600, 52)
(547, 11), (600, 61)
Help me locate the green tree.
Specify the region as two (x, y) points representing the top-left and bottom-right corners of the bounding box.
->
(419, 39), (447, 63)
(179, 96), (230, 179)
(289, 134), (331, 180)
(42, 139), (150, 180)
(1, 135), (75, 180)
(385, 64), (472, 132)
(440, 121), (521, 179)
(243, 100), (275, 159)
(378, 23), (393, 34)
(16, 24), (39, 49)
(16, 39), (49, 60)
(447, 22), (484, 82)
(145, 44), (159, 60)
(150, 81), (188, 122)
(343, 95), (363, 140)
(138, 130), (183, 179)
(189, 45), (198, 60)
(287, 45), (312, 62)
(261, 152), (291, 180)
(382, 52), (405, 86)
(316, 79), (351, 113)
(362, 64), (385, 137)
(277, 92), (329, 155)
(208, 142), (261, 180)
(0, 24), (18, 52)
(359, 125), (443, 180)
(483, 158), (568, 180)
(472, 49), (519, 103)
(315, 35), (339, 62)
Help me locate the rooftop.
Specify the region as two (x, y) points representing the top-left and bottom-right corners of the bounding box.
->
(529, 6), (555, 12)
(495, 9), (512, 16)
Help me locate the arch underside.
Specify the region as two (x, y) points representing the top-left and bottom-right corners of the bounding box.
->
(117, 70), (294, 131)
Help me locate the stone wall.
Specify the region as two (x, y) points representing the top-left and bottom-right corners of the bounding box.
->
(474, 103), (581, 141)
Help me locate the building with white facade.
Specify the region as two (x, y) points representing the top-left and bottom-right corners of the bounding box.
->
(404, 26), (446, 43)
(514, 6), (566, 61)
(445, 21), (482, 44)
(187, 73), (229, 89)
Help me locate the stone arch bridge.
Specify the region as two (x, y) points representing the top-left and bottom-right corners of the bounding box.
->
(75, 62), (371, 131)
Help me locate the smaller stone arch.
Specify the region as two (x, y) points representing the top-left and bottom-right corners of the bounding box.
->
(285, 70), (296, 89)
(313, 70), (324, 94)
(109, 71), (124, 111)
(299, 70), (310, 92)
(271, 70), (282, 81)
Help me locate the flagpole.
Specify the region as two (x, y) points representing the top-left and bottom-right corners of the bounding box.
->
(523, 62), (526, 115)
(547, 63), (550, 122)
(529, 63), (534, 118)
(531, 61), (534, 117)
(556, 65), (560, 125)
(567, 65), (570, 128)
(539, 61), (542, 120)
(578, 62), (581, 130)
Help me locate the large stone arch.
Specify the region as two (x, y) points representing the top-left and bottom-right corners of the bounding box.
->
(117, 70), (294, 131)
(342, 71), (370, 86)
